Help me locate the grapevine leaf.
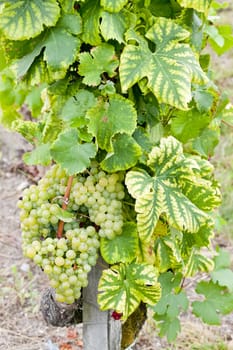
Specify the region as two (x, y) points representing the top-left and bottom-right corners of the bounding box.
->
(193, 88), (215, 113)
(155, 236), (182, 272)
(126, 137), (211, 241)
(25, 56), (51, 86)
(133, 127), (153, 164)
(87, 94), (137, 151)
(214, 249), (231, 270)
(138, 240), (156, 265)
(78, 44), (119, 86)
(16, 22), (81, 80)
(208, 25), (233, 55)
(57, 13), (82, 35)
(211, 269), (233, 292)
(99, 80), (116, 96)
(50, 128), (97, 175)
(100, 11), (127, 43)
(12, 120), (41, 144)
(182, 223), (214, 253)
(181, 180), (221, 212)
(184, 251), (214, 277)
(0, 0), (60, 40)
(192, 281), (233, 324)
(192, 128), (219, 158)
(42, 111), (63, 144)
(170, 109), (211, 143)
(101, 133), (142, 172)
(15, 45), (44, 79)
(80, 0), (102, 45)
(25, 85), (45, 117)
(55, 208), (76, 223)
(23, 143), (51, 166)
(153, 272), (188, 342)
(43, 27), (81, 77)
(98, 263), (161, 320)
(177, 0), (212, 14)
(211, 250), (233, 292)
(100, 222), (138, 264)
(205, 25), (224, 48)
(100, 0), (128, 13)
(120, 19), (207, 109)
(60, 90), (96, 127)
(156, 318), (181, 342)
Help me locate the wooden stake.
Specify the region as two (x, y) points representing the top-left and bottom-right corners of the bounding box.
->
(83, 257), (121, 350)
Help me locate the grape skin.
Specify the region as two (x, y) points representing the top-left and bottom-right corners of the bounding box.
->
(18, 164), (126, 304)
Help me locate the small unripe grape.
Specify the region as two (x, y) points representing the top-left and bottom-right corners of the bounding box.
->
(44, 265), (53, 275)
(47, 244), (55, 252)
(55, 256), (65, 266)
(61, 281), (70, 290)
(65, 295), (75, 304)
(33, 254), (42, 264)
(69, 275), (78, 285)
(57, 238), (67, 249)
(32, 240), (41, 251)
(64, 288), (74, 296)
(55, 293), (65, 303)
(59, 273), (68, 282)
(53, 266), (62, 275)
(25, 246), (36, 259)
(56, 249), (65, 257)
(66, 250), (76, 260)
(50, 279), (59, 288)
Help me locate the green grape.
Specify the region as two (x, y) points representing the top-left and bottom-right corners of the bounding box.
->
(25, 246), (36, 259)
(69, 275), (78, 284)
(66, 250), (76, 260)
(19, 163), (127, 303)
(55, 256), (65, 266)
(44, 265), (53, 275)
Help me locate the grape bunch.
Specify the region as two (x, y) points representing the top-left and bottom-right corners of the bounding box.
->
(26, 226), (99, 304)
(18, 163), (126, 303)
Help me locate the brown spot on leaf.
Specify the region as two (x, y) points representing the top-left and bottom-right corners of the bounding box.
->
(102, 115), (108, 123)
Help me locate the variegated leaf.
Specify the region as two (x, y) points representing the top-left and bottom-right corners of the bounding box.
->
(98, 263), (161, 319)
(0, 0), (60, 40)
(126, 171), (207, 241)
(100, 0), (128, 13)
(181, 180), (221, 212)
(100, 10), (128, 43)
(80, 0), (102, 45)
(184, 250), (214, 277)
(177, 0), (211, 14)
(155, 237), (183, 273)
(15, 17), (81, 82)
(125, 136), (220, 241)
(120, 18), (207, 109)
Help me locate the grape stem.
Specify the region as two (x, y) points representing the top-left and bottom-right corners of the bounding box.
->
(57, 175), (74, 239)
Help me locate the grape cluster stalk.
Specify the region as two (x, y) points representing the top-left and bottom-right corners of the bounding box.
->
(18, 163), (125, 304)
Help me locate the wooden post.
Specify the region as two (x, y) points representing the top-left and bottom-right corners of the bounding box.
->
(83, 257), (122, 350)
